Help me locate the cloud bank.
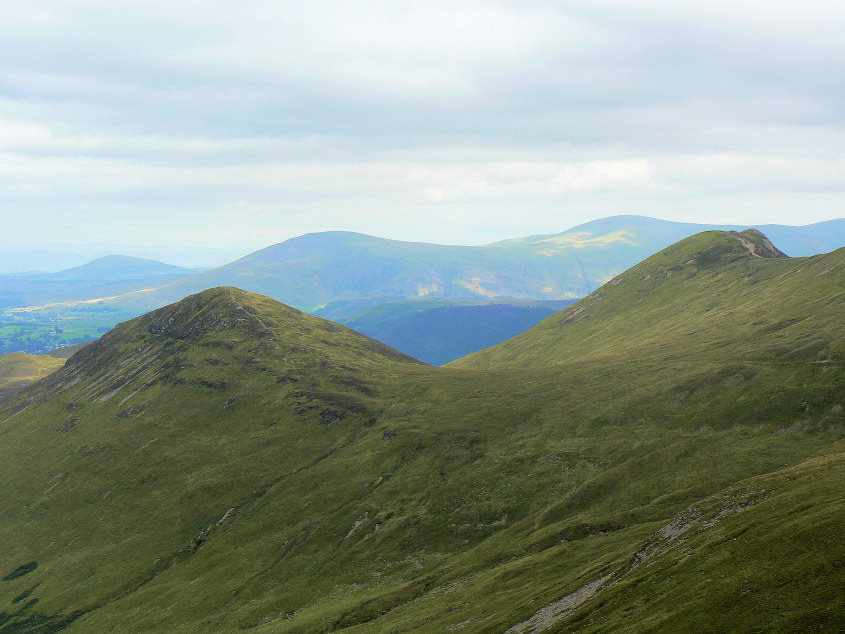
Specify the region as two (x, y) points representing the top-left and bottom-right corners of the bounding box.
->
(1, 1), (844, 249)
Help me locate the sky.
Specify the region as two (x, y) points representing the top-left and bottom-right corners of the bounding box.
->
(1, 0), (844, 254)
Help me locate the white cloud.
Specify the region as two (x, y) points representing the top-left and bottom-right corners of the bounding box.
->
(0, 1), (844, 249)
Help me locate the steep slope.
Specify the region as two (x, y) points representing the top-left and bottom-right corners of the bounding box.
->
(453, 229), (838, 369)
(0, 234), (843, 632)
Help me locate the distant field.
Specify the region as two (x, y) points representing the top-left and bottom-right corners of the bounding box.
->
(0, 304), (133, 354)
(0, 322), (100, 355)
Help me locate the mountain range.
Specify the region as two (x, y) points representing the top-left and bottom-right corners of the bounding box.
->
(0, 229), (842, 631)
(3, 215), (845, 362)
(91, 215), (845, 314)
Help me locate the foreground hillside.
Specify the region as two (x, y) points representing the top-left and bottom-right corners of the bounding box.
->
(0, 231), (843, 632)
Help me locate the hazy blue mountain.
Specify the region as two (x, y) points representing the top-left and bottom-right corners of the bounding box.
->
(757, 219), (845, 256)
(315, 298), (577, 365)
(143, 231), (612, 313)
(0, 255), (194, 307)
(44, 255), (194, 282)
(0, 245), (248, 274)
(117, 216), (845, 315)
(495, 215), (845, 257)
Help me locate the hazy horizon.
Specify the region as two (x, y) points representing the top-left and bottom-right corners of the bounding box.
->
(3, 2), (845, 251)
(1, 213), (843, 273)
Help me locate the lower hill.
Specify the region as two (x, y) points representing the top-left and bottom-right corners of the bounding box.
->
(0, 352), (66, 401)
(0, 231), (843, 632)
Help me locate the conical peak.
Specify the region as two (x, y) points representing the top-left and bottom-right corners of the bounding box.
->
(140, 287), (280, 341)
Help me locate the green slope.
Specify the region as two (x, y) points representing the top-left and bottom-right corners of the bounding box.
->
(0, 352), (66, 400)
(452, 229), (838, 369)
(0, 231), (843, 632)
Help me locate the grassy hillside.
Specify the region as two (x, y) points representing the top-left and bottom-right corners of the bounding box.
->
(0, 352), (66, 400)
(454, 229), (840, 368)
(0, 231), (842, 632)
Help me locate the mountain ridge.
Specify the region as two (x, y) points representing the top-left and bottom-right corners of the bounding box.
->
(83, 217), (845, 316)
(452, 230), (845, 369)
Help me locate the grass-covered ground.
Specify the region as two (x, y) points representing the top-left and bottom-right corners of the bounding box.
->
(0, 352), (66, 401)
(0, 230), (842, 632)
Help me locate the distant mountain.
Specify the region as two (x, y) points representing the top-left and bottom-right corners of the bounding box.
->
(0, 230), (842, 631)
(3, 216), (844, 357)
(138, 231), (609, 313)
(47, 255), (194, 282)
(0, 245), (247, 274)
(493, 214), (845, 257)
(0, 255), (194, 309)
(109, 216), (845, 315)
(315, 298), (576, 365)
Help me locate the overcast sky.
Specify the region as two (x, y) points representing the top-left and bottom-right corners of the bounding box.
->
(2, 0), (844, 251)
